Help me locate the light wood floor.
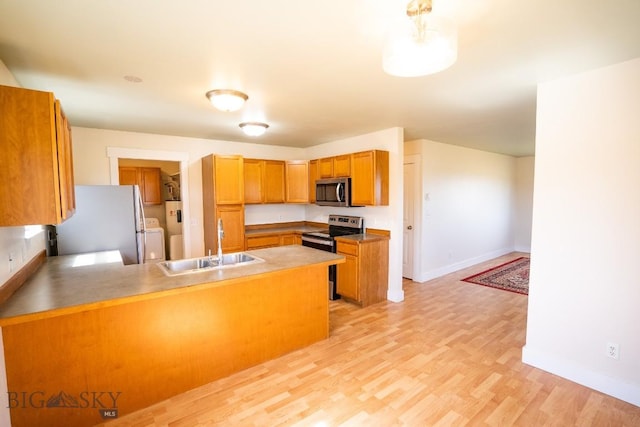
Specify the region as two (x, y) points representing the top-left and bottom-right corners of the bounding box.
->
(102, 253), (640, 426)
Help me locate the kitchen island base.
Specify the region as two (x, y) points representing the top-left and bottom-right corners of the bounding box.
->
(1, 264), (329, 427)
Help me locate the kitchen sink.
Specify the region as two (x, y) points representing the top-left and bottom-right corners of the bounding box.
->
(157, 252), (264, 276)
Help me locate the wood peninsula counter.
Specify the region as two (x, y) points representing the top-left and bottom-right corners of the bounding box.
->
(0, 246), (343, 427)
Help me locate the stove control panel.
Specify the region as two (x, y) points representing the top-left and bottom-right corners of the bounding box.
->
(327, 214), (364, 229)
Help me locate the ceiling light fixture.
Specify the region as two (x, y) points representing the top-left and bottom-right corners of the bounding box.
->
(205, 89), (248, 112)
(383, 0), (457, 77)
(239, 122), (269, 137)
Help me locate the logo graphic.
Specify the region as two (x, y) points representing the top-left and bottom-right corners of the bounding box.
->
(8, 390), (121, 419)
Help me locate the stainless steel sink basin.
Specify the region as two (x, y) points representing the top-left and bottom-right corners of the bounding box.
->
(157, 252), (264, 276)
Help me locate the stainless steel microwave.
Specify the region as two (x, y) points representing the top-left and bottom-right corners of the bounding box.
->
(315, 177), (352, 207)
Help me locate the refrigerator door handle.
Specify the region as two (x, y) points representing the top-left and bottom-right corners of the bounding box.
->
(135, 185), (147, 264)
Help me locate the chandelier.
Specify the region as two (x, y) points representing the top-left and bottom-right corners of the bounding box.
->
(383, 0), (457, 77)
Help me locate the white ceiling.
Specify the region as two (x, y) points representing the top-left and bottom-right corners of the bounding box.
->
(1, 0), (639, 157)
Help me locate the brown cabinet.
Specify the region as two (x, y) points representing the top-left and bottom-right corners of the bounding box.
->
(243, 159), (285, 204)
(245, 231), (301, 250)
(333, 154), (351, 177)
(118, 166), (162, 205)
(285, 160), (309, 203)
(308, 159), (319, 203)
(0, 85), (75, 226)
(202, 155), (245, 254)
(317, 155), (350, 179)
(351, 150), (389, 206)
(336, 237), (389, 307)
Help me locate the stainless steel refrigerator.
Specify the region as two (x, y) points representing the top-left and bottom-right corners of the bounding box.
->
(55, 185), (145, 265)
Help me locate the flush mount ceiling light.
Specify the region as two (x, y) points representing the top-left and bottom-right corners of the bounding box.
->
(383, 0), (457, 77)
(239, 122), (269, 137)
(205, 89), (248, 112)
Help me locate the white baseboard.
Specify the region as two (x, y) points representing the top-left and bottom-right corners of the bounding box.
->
(415, 247), (515, 283)
(522, 345), (640, 407)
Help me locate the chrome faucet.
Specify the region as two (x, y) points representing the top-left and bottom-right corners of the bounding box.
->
(217, 218), (224, 264)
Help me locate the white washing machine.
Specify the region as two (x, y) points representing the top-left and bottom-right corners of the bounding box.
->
(144, 218), (165, 262)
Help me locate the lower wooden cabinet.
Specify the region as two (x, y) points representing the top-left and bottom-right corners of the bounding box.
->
(336, 237), (389, 307)
(245, 232), (301, 250)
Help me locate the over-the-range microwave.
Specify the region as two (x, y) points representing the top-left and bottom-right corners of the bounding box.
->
(315, 177), (354, 207)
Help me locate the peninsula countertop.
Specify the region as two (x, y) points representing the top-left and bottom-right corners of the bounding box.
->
(0, 245), (344, 325)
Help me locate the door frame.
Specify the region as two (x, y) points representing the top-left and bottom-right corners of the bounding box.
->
(107, 147), (191, 258)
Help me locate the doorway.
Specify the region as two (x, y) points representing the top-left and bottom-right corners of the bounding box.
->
(107, 147), (191, 259)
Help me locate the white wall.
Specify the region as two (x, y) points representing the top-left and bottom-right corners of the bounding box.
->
(0, 59), (46, 287)
(523, 58), (640, 406)
(405, 139), (518, 282)
(514, 156), (535, 252)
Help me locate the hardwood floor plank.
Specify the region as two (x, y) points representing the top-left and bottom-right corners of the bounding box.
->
(100, 252), (640, 426)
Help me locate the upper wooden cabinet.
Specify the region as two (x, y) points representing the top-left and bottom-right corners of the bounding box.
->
(333, 155), (351, 177)
(243, 159), (285, 204)
(351, 150), (389, 206)
(0, 85), (76, 226)
(118, 166), (162, 205)
(202, 154), (245, 255)
(308, 160), (319, 203)
(212, 155), (244, 204)
(317, 155), (350, 179)
(285, 161), (309, 203)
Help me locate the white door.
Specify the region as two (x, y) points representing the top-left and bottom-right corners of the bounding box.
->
(403, 161), (415, 279)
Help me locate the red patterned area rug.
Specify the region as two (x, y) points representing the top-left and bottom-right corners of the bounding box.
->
(461, 257), (530, 295)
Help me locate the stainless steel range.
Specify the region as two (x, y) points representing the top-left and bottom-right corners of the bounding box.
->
(301, 214), (364, 300)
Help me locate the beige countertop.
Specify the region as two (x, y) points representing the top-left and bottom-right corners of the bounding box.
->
(0, 245), (344, 325)
(335, 233), (390, 243)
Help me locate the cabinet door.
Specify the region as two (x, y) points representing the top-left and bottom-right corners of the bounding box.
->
(351, 150), (389, 206)
(243, 159), (264, 204)
(118, 167), (139, 186)
(318, 157), (334, 178)
(308, 160), (318, 203)
(285, 161), (309, 203)
(141, 167), (162, 205)
(333, 155), (351, 177)
(214, 155), (244, 204)
(337, 253), (359, 301)
(55, 100), (76, 220)
(216, 204), (245, 252)
(264, 160), (285, 203)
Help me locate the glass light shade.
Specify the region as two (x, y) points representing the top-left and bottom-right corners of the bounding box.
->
(383, 14), (457, 77)
(205, 89), (248, 112)
(239, 122), (269, 137)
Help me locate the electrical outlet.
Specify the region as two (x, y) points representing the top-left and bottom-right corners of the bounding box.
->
(606, 342), (620, 360)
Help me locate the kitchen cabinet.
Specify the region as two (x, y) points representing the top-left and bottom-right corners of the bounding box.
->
(0, 85), (75, 226)
(309, 159), (318, 203)
(333, 154), (351, 177)
(202, 155), (245, 254)
(118, 166), (162, 205)
(336, 236), (389, 307)
(351, 150), (389, 206)
(245, 232), (301, 250)
(243, 159), (285, 204)
(285, 160), (309, 203)
(318, 157), (334, 178)
(317, 155), (350, 179)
